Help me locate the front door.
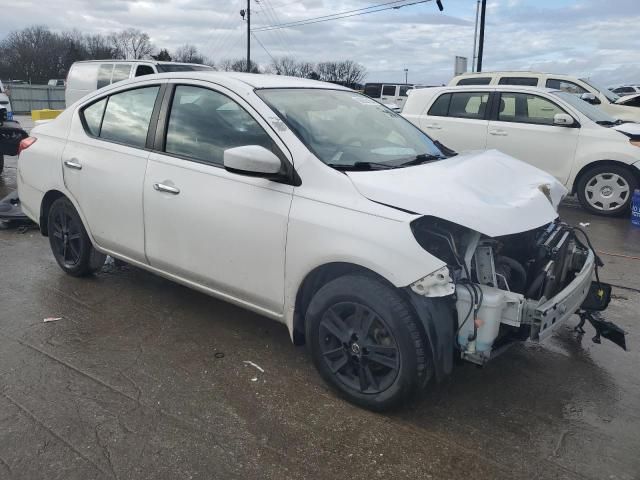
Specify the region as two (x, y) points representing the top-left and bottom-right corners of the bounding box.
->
(486, 92), (579, 184)
(143, 83), (293, 315)
(62, 84), (162, 262)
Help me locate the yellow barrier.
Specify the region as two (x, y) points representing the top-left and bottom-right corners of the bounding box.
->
(31, 109), (63, 121)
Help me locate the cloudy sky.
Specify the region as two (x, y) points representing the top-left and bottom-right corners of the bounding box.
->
(1, 0), (639, 85)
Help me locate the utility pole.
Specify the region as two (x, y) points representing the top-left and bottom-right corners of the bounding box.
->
(476, 0), (487, 72)
(404, 68), (408, 84)
(472, 0), (480, 72)
(241, 1), (251, 72)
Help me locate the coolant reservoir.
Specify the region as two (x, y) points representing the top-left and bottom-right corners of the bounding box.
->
(456, 284), (523, 353)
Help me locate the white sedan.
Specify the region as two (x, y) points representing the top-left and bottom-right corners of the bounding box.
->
(17, 72), (601, 409)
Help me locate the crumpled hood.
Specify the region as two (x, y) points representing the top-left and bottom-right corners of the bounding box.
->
(346, 149), (567, 237)
(611, 122), (640, 136)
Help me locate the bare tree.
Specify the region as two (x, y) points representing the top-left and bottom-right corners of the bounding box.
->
(271, 56), (299, 76)
(174, 44), (205, 64)
(85, 33), (116, 59)
(0, 25), (61, 83)
(109, 29), (153, 60)
(219, 58), (260, 73)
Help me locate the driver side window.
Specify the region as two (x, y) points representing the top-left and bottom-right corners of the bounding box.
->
(164, 85), (275, 166)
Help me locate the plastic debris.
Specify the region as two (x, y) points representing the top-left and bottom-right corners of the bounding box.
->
(243, 360), (265, 373)
(579, 222), (590, 228)
(44, 317), (62, 322)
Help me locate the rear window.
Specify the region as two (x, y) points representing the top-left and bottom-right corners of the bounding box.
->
(427, 93), (451, 116)
(498, 77), (538, 86)
(545, 79), (587, 94)
(363, 84), (382, 98)
(97, 64), (114, 89)
(382, 85), (396, 96)
(456, 77), (491, 86)
(92, 86), (159, 148)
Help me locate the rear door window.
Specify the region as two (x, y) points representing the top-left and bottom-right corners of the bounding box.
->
(97, 64), (114, 89)
(456, 77), (491, 86)
(545, 79), (588, 94)
(82, 98), (107, 136)
(99, 86), (160, 148)
(111, 64), (132, 84)
(448, 92), (490, 119)
(399, 85), (410, 97)
(498, 77), (538, 86)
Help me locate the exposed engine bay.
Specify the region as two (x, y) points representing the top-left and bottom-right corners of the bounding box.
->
(410, 216), (606, 365)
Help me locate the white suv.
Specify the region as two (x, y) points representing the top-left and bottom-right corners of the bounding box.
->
(17, 72), (603, 409)
(449, 71), (640, 123)
(402, 85), (640, 216)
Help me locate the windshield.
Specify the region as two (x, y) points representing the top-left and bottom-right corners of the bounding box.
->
(257, 88), (445, 169)
(552, 91), (619, 124)
(581, 78), (620, 103)
(156, 64), (213, 73)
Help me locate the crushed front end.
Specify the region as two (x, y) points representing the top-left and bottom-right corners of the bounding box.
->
(410, 217), (612, 366)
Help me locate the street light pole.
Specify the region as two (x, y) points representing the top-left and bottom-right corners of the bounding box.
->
(404, 68), (408, 84)
(472, 0), (480, 72)
(476, 0), (487, 72)
(246, 0), (251, 72)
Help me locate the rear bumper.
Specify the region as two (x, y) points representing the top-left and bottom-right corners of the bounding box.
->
(526, 249), (595, 341)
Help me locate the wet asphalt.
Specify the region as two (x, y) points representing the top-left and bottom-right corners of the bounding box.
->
(1, 119), (639, 479)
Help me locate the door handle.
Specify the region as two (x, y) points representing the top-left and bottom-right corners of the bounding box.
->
(424, 124), (442, 130)
(489, 129), (507, 136)
(64, 160), (82, 170)
(153, 183), (180, 195)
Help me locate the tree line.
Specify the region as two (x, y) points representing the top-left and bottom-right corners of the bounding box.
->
(0, 25), (366, 88)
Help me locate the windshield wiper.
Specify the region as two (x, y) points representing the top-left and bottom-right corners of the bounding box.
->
(397, 153), (447, 167)
(327, 161), (400, 171)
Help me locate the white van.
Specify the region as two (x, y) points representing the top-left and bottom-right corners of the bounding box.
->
(65, 60), (213, 107)
(449, 71), (640, 122)
(363, 83), (415, 110)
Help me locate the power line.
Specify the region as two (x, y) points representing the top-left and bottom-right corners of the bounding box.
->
(251, 32), (278, 64)
(252, 0), (432, 32)
(255, 0), (294, 58)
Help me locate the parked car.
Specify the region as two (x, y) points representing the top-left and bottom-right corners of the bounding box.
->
(65, 60), (214, 106)
(615, 93), (640, 108)
(402, 85), (640, 216)
(609, 85), (640, 97)
(0, 80), (12, 120)
(17, 72), (606, 409)
(363, 83), (414, 110)
(48, 79), (66, 87)
(449, 72), (640, 122)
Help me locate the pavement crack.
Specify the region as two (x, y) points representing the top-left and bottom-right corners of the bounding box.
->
(1, 391), (108, 477)
(552, 429), (570, 457)
(0, 455), (12, 476)
(94, 422), (118, 480)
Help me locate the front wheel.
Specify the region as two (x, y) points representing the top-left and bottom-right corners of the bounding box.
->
(305, 275), (429, 411)
(47, 197), (106, 276)
(576, 165), (638, 216)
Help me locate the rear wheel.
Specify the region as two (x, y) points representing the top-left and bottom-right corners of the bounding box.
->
(47, 197), (106, 276)
(576, 165), (637, 216)
(305, 275), (428, 411)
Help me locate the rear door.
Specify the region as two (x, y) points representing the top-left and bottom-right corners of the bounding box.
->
(143, 82), (293, 314)
(486, 91), (579, 183)
(420, 90), (490, 152)
(380, 85), (398, 105)
(62, 82), (164, 262)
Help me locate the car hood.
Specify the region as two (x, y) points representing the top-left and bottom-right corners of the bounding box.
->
(346, 149), (567, 237)
(612, 122), (640, 136)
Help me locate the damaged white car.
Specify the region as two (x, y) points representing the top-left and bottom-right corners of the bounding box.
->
(16, 73), (613, 410)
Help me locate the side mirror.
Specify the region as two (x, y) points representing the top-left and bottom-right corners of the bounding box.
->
(223, 145), (282, 177)
(580, 93), (600, 105)
(553, 113), (575, 127)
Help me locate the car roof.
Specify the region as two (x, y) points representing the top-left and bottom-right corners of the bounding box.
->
(88, 71), (351, 98)
(453, 71), (567, 77)
(414, 85), (558, 95)
(72, 60), (209, 68)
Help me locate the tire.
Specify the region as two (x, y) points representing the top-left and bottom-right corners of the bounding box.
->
(0, 155), (4, 176)
(47, 197), (106, 277)
(576, 164), (638, 216)
(305, 274), (428, 411)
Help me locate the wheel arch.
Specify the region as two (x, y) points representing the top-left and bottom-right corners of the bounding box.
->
(39, 190), (66, 236)
(571, 160), (640, 194)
